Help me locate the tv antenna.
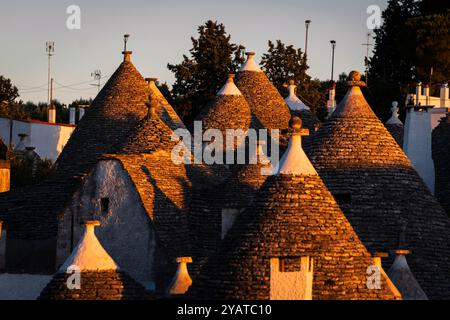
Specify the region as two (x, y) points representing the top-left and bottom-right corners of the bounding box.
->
(91, 70), (102, 92)
(362, 33), (373, 86)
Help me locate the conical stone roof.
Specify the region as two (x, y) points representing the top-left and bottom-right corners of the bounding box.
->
(306, 71), (450, 299)
(235, 52), (291, 131)
(38, 221), (152, 300)
(188, 140), (272, 273)
(432, 114), (450, 215)
(195, 74), (252, 150)
(118, 94), (179, 154)
(0, 51), (182, 272)
(188, 118), (398, 300)
(145, 77), (186, 131)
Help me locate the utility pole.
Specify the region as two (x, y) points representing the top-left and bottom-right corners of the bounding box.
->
(91, 70), (102, 92)
(46, 41), (55, 106)
(304, 20), (311, 59)
(362, 33), (373, 86)
(50, 78), (53, 103)
(330, 40), (336, 81)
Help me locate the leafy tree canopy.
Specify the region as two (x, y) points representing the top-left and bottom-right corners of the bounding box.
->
(261, 40), (326, 118)
(368, 0), (450, 121)
(168, 20), (245, 124)
(0, 76), (19, 104)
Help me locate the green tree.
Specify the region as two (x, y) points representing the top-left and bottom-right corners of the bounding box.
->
(261, 40), (326, 117)
(168, 20), (245, 124)
(0, 76), (19, 119)
(406, 10), (450, 89)
(0, 76), (19, 104)
(368, 0), (450, 121)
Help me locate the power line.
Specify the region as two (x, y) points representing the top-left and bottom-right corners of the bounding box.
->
(17, 83), (48, 90)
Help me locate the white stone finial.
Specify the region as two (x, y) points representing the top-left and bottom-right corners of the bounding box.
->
(217, 74), (242, 96)
(277, 117), (317, 176)
(386, 101), (403, 125)
(59, 220), (118, 272)
(168, 257), (193, 295)
(240, 52), (262, 72)
(285, 80), (310, 111)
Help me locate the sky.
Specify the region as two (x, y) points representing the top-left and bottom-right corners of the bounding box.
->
(0, 0), (388, 104)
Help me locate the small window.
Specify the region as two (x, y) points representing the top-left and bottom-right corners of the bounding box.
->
(100, 197), (110, 216)
(278, 257), (302, 272)
(333, 193), (351, 205)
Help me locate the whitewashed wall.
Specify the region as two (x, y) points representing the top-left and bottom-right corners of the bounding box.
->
(0, 118), (75, 161)
(56, 160), (158, 289)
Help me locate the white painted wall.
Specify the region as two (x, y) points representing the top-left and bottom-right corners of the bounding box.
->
(403, 108), (435, 192)
(270, 257), (313, 300)
(0, 118), (75, 161)
(56, 160), (157, 289)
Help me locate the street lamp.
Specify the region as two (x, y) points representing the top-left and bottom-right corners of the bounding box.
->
(304, 20), (311, 59)
(330, 40), (336, 81)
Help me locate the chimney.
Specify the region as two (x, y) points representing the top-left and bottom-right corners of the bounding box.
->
(327, 81), (337, 116)
(79, 107), (85, 120)
(122, 51), (132, 63)
(145, 77), (158, 86)
(168, 257), (193, 295)
(48, 104), (56, 124)
(415, 81), (422, 106)
(441, 82), (449, 109)
(0, 160), (10, 193)
(69, 106), (76, 125)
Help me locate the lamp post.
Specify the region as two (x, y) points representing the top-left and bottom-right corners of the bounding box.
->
(330, 40), (336, 81)
(304, 20), (311, 59)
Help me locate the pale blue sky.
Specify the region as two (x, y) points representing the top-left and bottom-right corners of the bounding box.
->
(0, 0), (387, 104)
